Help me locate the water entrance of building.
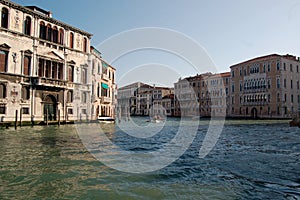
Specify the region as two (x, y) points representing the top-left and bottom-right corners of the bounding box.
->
(251, 107), (258, 119)
(44, 95), (57, 121)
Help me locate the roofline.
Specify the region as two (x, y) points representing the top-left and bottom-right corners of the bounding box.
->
(230, 54), (283, 68)
(1, 0), (92, 37)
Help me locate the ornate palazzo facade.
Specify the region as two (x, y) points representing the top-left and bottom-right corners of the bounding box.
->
(0, 0), (115, 123)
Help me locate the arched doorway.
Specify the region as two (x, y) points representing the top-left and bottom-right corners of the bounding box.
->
(44, 95), (57, 121)
(251, 107), (258, 119)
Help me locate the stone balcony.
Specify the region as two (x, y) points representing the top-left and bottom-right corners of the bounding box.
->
(101, 74), (109, 81)
(101, 96), (112, 104)
(31, 77), (67, 88)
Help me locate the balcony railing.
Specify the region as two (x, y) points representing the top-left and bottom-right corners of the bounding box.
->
(101, 96), (112, 104)
(0, 99), (7, 104)
(31, 77), (67, 88)
(101, 74), (109, 81)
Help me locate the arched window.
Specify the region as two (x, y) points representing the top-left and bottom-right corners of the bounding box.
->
(52, 26), (58, 43)
(0, 83), (6, 98)
(39, 21), (46, 39)
(59, 29), (64, 45)
(83, 37), (87, 53)
(1, 8), (9, 29)
(69, 32), (74, 48)
(67, 90), (73, 103)
(46, 24), (52, 41)
(24, 16), (31, 35)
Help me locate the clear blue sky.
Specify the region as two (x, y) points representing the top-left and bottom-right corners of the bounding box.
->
(13, 0), (300, 87)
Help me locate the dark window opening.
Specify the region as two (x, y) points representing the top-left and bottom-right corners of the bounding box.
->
(1, 8), (9, 29)
(0, 83), (6, 98)
(0, 106), (5, 114)
(59, 29), (64, 45)
(67, 90), (73, 103)
(68, 66), (74, 82)
(83, 37), (87, 53)
(70, 32), (74, 48)
(0, 50), (8, 72)
(22, 107), (29, 114)
(24, 16), (31, 36)
(23, 55), (31, 76)
(21, 87), (30, 100)
(39, 22), (46, 40)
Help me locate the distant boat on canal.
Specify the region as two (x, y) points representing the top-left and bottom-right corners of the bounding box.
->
(289, 117), (300, 128)
(98, 116), (115, 124)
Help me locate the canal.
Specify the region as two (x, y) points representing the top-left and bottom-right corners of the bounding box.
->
(0, 118), (299, 199)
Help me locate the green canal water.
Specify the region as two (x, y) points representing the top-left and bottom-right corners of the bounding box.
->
(0, 118), (299, 199)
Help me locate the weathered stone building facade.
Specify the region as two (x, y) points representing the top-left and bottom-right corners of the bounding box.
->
(0, 0), (115, 123)
(90, 47), (116, 120)
(230, 54), (300, 119)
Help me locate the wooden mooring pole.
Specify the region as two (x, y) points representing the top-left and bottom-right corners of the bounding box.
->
(58, 110), (60, 127)
(19, 108), (22, 127)
(46, 109), (48, 126)
(15, 110), (18, 130)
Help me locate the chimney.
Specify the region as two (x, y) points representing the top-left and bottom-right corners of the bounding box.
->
(48, 11), (52, 18)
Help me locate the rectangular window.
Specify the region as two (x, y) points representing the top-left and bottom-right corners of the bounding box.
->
(52, 62), (57, 79)
(67, 90), (73, 103)
(0, 106), (5, 114)
(22, 108), (29, 114)
(82, 109), (87, 114)
(284, 94), (287, 102)
(38, 59), (44, 77)
(21, 87), (30, 100)
(23, 55), (31, 76)
(68, 108), (73, 114)
(284, 107), (287, 115)
(284, 79), (286, 88)
(283, 63), (286, 70)
(0, 50), (8, 72)
(68, 66), (74, 82)
(58, 63), (63, 80)
(81, 92), (87, 103)
(81, 68), (87, 84)
(291, 94), (294, 103)
(291, 80), (293, 89)
(290, 64), (293, 72)
(45, 60), (51, 78)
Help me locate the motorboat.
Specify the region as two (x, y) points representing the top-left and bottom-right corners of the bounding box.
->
(98, 116), (115, 124)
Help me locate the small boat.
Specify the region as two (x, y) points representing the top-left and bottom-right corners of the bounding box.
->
(98, 116), (115, 124)
(149, 115), (165, 123)
(289, 117), (300, 128)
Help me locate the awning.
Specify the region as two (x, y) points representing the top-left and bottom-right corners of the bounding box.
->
(102, 61), (109, 68)
(101, 83), (108, 89)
